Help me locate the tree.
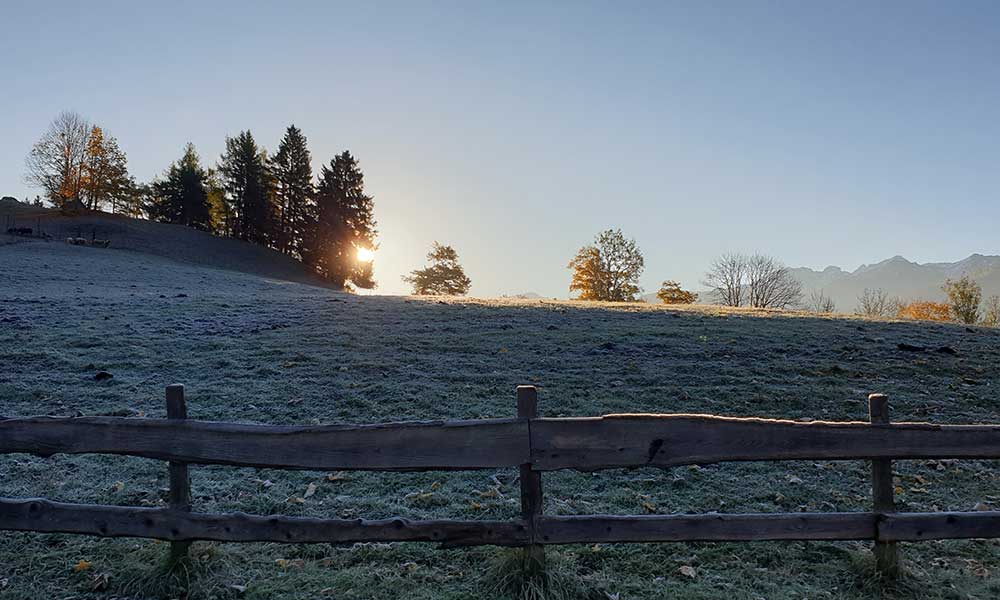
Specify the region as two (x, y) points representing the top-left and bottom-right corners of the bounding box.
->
(218, 131), (274, 245)
(897, 301), (952, 322)
(24, 111), (93, 213)
(808, 289), (836, 313)
(568, 229), (644, 301)
(703, 252), (802, 309)
(656, 280), (697, 304)
(856, 288), (899, 319)
(149, 143), (214, 231)
(403, 242), (472, 295)
(745, 254), (803, 309)
(270, 125), (314, 257)
(702, 253), (746, 307)
(302, 151), (377, 289)
(982, 295), (1000, 327)
(943, 275), (981, 324)
(80, 126), (132, 212)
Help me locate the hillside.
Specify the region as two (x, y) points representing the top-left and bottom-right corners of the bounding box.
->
(1, 201), (334, 288)
(2, 241), (999, 599)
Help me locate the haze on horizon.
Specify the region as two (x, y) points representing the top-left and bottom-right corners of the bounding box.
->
(3, 0), (999, 297)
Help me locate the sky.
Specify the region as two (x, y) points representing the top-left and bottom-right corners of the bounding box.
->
(3, 0), (1000, 297)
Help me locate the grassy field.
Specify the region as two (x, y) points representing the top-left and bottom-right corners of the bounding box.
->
(2, 239), (1000, 599)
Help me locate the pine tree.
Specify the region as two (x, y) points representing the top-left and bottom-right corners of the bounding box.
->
(149, 143), (213, 230)
(218, 131), (274, 245)
(303, 151), (377, 289)
(270, 125), (314, 257)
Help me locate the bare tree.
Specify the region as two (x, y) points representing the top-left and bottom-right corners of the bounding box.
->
(703, 252), (802, 309)
(855, 288), (899, 318)
(25, 111), (93, 213)
(745, 254), (803, 309)
(702, 252), (747, 307)
(808, 289), (836, 313)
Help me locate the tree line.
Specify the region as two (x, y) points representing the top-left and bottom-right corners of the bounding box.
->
(25, 112), (376, 290)
(564, 229), (1000, 328)
(855, 277), (1000, 326)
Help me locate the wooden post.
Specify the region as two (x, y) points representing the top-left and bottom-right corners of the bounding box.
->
(517, 385), (545, 569)
(166, 384), (191, 564)
(869, 393), (899, 578)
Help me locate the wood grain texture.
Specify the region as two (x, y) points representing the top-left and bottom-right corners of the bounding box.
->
(0, 416), (528, 471)
(537, 513), (877, 543)
(530, 414), (1000, 470)
(0, 498), (530, 547)
(878, 511), (1000, 541)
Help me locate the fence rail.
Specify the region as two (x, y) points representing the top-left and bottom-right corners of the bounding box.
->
(3, 385), (1000, 579)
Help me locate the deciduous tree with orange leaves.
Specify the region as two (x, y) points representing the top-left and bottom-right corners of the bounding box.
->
(897, 301), (952, 322)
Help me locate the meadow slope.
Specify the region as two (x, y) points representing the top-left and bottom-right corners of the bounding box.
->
(1, 239), (999, 599)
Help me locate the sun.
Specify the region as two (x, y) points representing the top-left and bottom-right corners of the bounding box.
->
(356, 246), (376, 263)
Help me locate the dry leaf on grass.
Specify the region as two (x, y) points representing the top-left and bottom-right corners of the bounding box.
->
(679, 565), (697, 578)
(73, 559), (92, 572)
(303, 483), (317, 498)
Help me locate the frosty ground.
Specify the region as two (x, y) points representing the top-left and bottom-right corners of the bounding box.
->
(1, 238), (999, 599)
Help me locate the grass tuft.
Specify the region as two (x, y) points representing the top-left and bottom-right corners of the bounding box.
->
(484, 547), (600, 600)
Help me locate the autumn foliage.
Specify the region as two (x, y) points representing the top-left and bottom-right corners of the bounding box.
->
(897, 301), (952, 322)
(656, 281), (697, 304)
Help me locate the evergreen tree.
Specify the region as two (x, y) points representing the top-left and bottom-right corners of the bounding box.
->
(270, 125), (314, 257)
(149, 144), (214, 231)
(303, 151), (377, 289)
(218, 131), (274, 245)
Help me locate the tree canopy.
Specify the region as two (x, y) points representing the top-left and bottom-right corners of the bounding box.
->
(303, 151), (377, 290)
(656, 280), (697, 304)
(568, 229), (644, 302)
(149, 143), (214, 231)
(270, 125), (314, 257)
(403, 242), (471, 295)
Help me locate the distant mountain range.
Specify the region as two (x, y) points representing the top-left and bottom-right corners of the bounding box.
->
(787, 254), (1000, 312)
(641, 254), (1000, 312)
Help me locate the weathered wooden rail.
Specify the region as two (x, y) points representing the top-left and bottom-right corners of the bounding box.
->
(2, 385), (1000, 580)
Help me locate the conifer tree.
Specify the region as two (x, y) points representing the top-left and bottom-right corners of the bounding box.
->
(218, 131), (274, 245)
(149, 143), (213, 230)
(270, 125), (314, 257)
(303, 151), (377, 289)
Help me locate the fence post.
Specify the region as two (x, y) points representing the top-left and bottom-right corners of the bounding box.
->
(517, 385), (545, 569)
(166, 384), (191, 565)
(869, 393), (899, 578)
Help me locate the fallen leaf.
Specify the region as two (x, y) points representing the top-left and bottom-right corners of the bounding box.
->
(430, 481), (443, 490)
(286, 497), (305, 504)
(679, 565), (697, 578)
(787, 475), (803, 484)
(641, 501), (657, 513)
(303, 483), (317, 498)
(73, 559), (92, 572)
(110, 481), (124, 493)
(327, 472), (348, 482)
(974, 502), (992, 511)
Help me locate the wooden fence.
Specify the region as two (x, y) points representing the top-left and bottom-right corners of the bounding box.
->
(3, 385), (1000, 580)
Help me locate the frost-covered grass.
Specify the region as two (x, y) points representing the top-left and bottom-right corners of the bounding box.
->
(2, 239), (1000, 599)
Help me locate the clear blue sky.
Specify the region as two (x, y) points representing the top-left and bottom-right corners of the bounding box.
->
(3, 0), (999, 296)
